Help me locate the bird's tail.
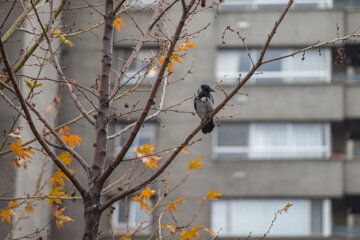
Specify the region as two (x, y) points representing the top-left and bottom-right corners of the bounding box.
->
(202, 118), (215, 134)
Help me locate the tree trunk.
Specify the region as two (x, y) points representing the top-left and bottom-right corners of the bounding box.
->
(83, 191), (101, 240)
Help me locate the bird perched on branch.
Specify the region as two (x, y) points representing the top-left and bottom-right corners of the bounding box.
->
(194, 84), (215, 134)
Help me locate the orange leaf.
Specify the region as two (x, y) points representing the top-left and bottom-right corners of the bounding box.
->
(177, 41), (197, 52)
(113, 18), (126, 32)
(166, 197), (185, 212)
(279, 203), (293, 214)
(181, 147), (190, 154)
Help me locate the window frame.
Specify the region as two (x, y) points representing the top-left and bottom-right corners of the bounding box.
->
(215, 48), (332, 84)
(211, 198), (331, 237)
(212, 122), (331, 160)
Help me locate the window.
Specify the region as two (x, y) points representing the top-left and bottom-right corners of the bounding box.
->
(112, 198), (152, 233)
(114, 48), (158, 84)
(332, 44), (360, 82)
(213, 122), (330, 159)
(114, 123), (156, 156)
(216, 48), (331, 84)
(212, 199), (331, 237)
(219, 0), (332, 10)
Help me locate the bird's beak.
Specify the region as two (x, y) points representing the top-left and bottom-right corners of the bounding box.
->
(210, 88), (215, 92)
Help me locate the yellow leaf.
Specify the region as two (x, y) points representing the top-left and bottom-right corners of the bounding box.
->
(25, 79), (42, 89)
(187, 157), (204, 171)
(113, 18), (126, 32)
(171, 53), (184, 64)
(54, 207), (74, 230)
(166, 197), (185, 212)
(205, 190), (222, 201)
(132, 195), (151, 212)
(52, 30), (62, 35)
(64, 39), (73, 47)
(58, 152), (73, 166)
(180, 227), (200, 240)
(48, 185), (68, 206)
(0, 201), (19, 224)
(142, 156), (161, 170)
(162, 224), (176, 232)
(140, 187), (155, 201)
(57, 35), (73, 47)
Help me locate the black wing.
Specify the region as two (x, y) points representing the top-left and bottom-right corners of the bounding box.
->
(193, 96), (198, 113)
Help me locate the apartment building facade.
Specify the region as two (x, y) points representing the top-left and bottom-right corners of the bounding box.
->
(2, 0), (360, 239)
(96, 0), (360, 239)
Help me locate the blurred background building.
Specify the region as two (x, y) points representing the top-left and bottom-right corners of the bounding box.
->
(2, 0), (360, 239)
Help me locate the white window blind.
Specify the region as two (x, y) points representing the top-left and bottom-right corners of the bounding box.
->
(214, 122), (330, 159)
(212, 199), (331, 237)
(216, 48), (331, 84)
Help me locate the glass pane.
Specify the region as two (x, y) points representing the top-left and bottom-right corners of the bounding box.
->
(216, 152), (249, 159)
(259, 49), (283, 71)
(292, 49), (327, 72)
(217, 123), (249, 147)
(239, 50), (251, 72)
(118, 200), (128, 223)
(216, 50), (241, 76)
(133, 201), (147, 225)
(212, 200), (229, 235)
(311, 200), (323, 235)
(250, 123), (287, 147)
(291, 123), (325, 147)
(229, 199), (310, 236)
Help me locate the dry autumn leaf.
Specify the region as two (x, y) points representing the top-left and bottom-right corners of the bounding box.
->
(54, 207), (74, 230)
(162, 224), (176, 232)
